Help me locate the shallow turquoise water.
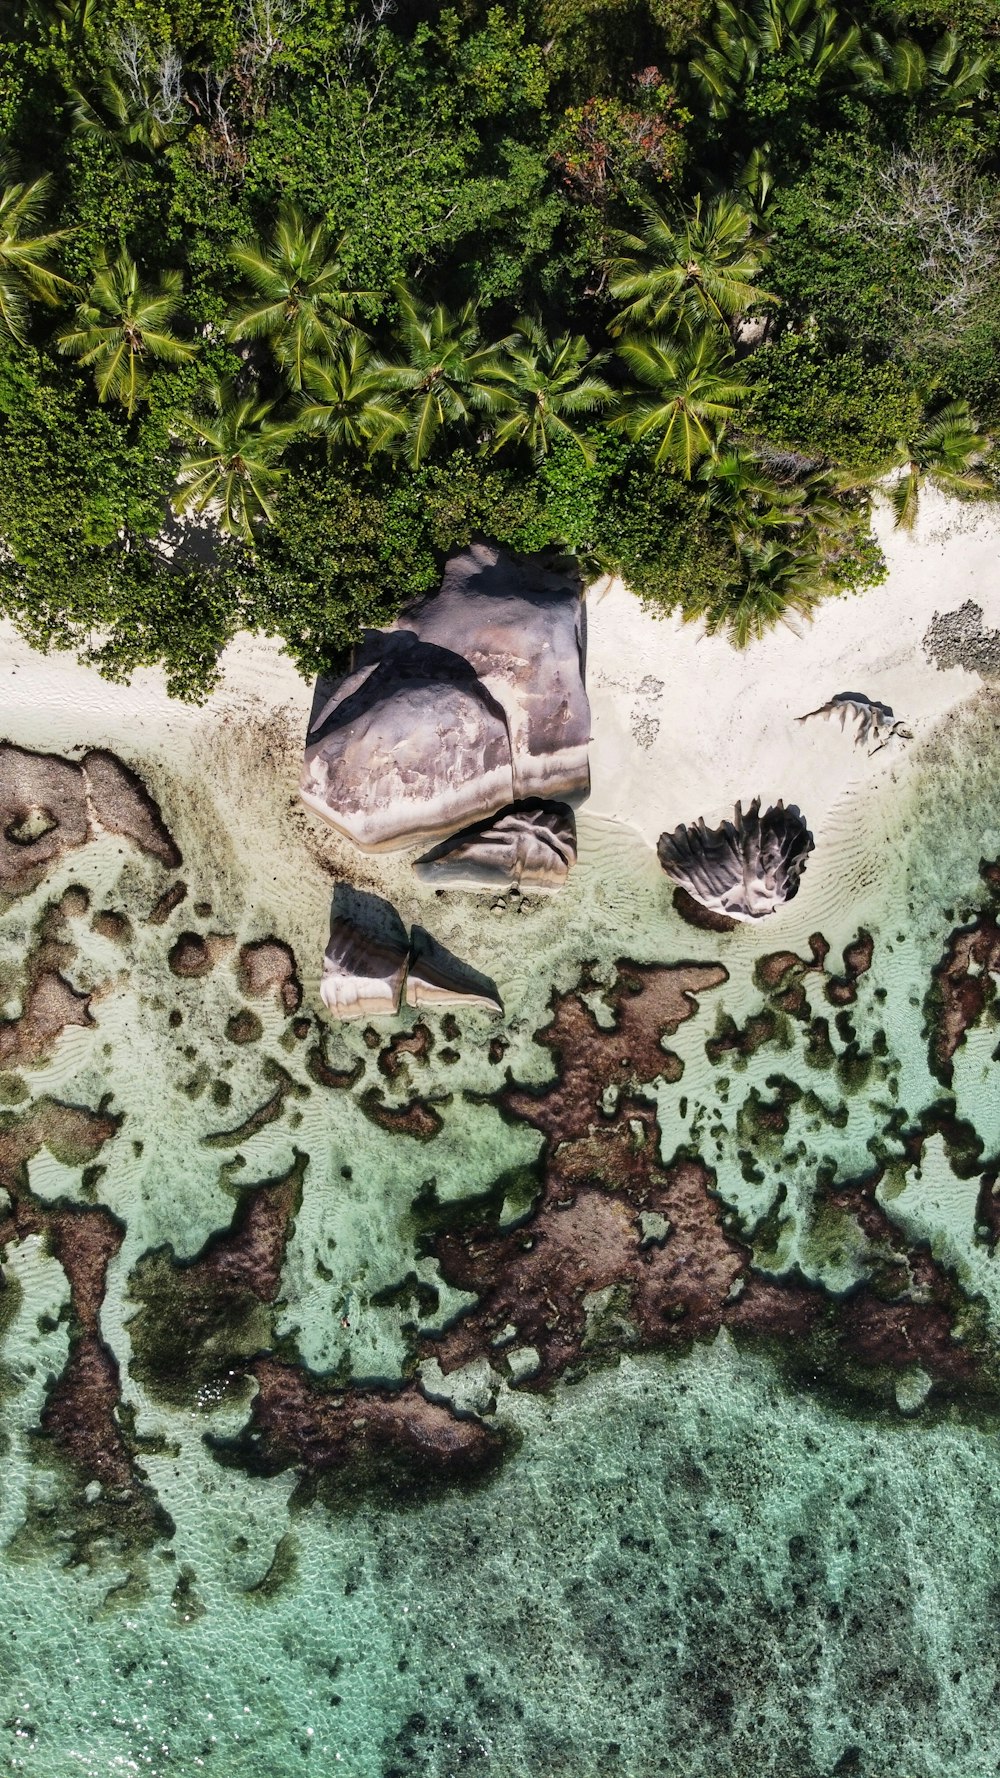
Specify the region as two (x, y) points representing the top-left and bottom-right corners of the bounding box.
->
(5, 1343), (1000, 1777)
(3, 687), (1000, 1777)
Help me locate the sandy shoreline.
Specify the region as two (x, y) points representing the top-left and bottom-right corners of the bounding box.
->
(1, 486), (998, 965)
(586, 489), (1000, 852)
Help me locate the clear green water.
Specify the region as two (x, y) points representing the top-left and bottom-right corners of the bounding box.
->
(3, 685), (1000, 1777)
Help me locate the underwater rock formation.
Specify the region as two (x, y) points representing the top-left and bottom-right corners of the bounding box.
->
(413, 800), (577, 892)
(0, 743), (179, 897)
(405, 928), (503, 1014)
(237, 938), (302, 1013)
(657, 798), (814, 923)
(320, 913), (410, 1020)
(797, 692), (911, 753)
(301, 545), (590, 851)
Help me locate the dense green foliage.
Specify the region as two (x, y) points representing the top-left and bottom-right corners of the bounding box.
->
(0, 0), (997, 691)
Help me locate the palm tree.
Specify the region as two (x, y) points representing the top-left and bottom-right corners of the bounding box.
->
(376, 287), (508, 466)
(490, 316), (614, 463)
(685, 536), (828, 646)
(609, 194), (775, 338)
(884, 399), (989, 529)
(70, 60), (187, 156)
(57, 252), (195, 415)
(852, 30), (987, 110)
(614, 331), (751, 477)
(695, 446), (808, 544)
(172, 380), (295, 541)
(295, 332), (404, 454)
(227, 203), (374, 391)
(0, 167), (72, 344)
(690, 0), (862, 119)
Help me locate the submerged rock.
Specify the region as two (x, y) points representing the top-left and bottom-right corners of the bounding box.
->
(413, 800), (577, 892)
(0, 742), (180, 898)
(301, 545), (590, 851)
(405, 928), (503, 1015)
(320, 913), (409, 1021)
(657, 799), (814, 923)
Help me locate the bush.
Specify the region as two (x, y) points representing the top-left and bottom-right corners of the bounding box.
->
(744, 336), (923, 470)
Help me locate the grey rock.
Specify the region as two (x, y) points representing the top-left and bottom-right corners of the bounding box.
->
(657, 798), (814, 924)
(923, 601), (1000, 677)
(413, 799), (576, 892)
(320, 891), (409, 1020)
(405, 926), (503, 1015)
(397, 543), (590, 803)
(301, 545), (590, 851)
(303, 633), (514, 852)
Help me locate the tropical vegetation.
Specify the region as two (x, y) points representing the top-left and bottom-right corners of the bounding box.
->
(0, 0), (996, 694)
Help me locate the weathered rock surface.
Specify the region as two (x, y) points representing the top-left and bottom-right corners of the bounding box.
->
(320, 911), (409, 1020)
(413, 800), (576, 892)
(0, 742), (180, 897)
(657, 798), (814, 923)
(301, 545), (590, 851)
(237, 939), (302, 1013)
(396, 544), (590, 803)
(80, 750), (180, 865)
(797, 692), (911, 752)
(405, 928), (503, 1014)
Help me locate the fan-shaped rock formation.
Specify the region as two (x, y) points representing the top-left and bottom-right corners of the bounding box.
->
(405, 928), (503, 1014)
(657, 799), (814, 924)
(301, 545), (590, 851)
(413, 800), (576, 892)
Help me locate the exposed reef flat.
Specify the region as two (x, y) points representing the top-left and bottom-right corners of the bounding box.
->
(0, 742), (179, 898)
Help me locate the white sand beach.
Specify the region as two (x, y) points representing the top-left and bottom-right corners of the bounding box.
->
(586, 489), (1000, 851)
(3, 488), (998, 956)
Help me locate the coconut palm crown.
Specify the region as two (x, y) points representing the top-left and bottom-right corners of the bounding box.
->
(227, 204), (375, 391)
(375, 287), (509, 466)
(884, 399), (989, 529)
(0, 166), (72, 344)
(56, 251), (195, 415)
(609, 194), (776, 338)
(172, 379), (296, 542)
(490, 316), (615, 463)
(296, 332), (404, 455)
(614, 331), (751, 477)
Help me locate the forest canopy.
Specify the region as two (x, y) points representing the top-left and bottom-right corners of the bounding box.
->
(0, 0), (997, 694)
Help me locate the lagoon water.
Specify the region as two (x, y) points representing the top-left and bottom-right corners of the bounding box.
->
(3, 658), (1000, 1777)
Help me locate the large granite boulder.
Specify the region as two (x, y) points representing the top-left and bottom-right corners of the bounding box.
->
(395, 544), (590, 804)
(413, 801), (577, 893)
(301, 545), (590, 852)
(319, 890), (503, 1021)
(657, 799), (814, 924)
